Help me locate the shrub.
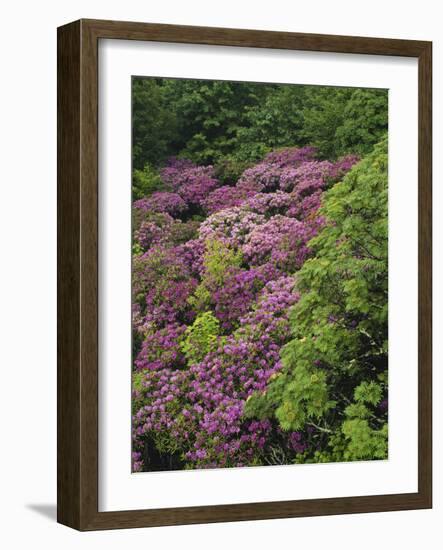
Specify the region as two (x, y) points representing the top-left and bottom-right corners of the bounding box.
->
(180, 312), (221, 365)
(132, 164), (163, 200)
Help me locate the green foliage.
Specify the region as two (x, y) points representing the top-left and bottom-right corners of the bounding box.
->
(234, 85), (308, 160)
(132, 78), (177, 169)
(187, 284), (212, 315)
(132, 240), (143, 257)
(338, 379), (387, 460)
(132, 371), (146, 414)
(180, 312), (221, 365)
(214, 156), (257, 185)
(341, 419), (388, 460)
(354, 380), (383, 406)
(132, 163), (163, 200)
(274, 364), (335, 431)
(336, 89), (389, 158)
(161, 79), (271, 165)
(245, 137), (389, 462)
(301, 87), (388, 159)
(189, 239), (243, 312)
(203, 238), (243, 285)
(132, 78), (387, 171)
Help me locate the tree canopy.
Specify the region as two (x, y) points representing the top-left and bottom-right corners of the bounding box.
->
(132, 78), (388, 186)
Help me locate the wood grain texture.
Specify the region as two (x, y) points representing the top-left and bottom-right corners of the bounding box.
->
(57, 19), (432, 531)
(417, 42), (432, 506)
(57, 20), (81, 528)
(83, 18), (429, 56)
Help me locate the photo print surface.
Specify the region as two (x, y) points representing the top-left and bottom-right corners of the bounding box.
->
(131, 77), (389, 473)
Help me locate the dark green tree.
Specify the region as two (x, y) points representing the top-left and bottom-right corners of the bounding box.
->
(234, 84), (308, 159)
(301, 87), (388, 159)
(132, 77), (388, 184)
(161, 79), (274, 165)
(132, 78), (177, 170)
(335, 88), (389, 156)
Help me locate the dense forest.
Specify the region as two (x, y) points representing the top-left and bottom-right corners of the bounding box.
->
(131, 78), (388, 471)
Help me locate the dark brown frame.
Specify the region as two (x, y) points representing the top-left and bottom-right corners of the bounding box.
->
(57, 18), (432, 531)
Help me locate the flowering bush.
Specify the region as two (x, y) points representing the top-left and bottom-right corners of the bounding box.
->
(160, 158), (220, 209)
(198, 207), (266, 249)
(160, 157), (196, 187)
(132, 276), (300, 469)
(202, 185), (255, 214)
(279, 160), (335, 193)
(131, 144), (369, 472)
(134, 215), (174, 250)
(244, 191), (294, 217)
(134, 323), (187, 372)
(134, 191), (187, 217)
(237, 146), (317, 192)
(173, 239), (206, 277)
(132, 246), (197, 325)
(212, 264), (279, 331)
(243, 215), (314, 270)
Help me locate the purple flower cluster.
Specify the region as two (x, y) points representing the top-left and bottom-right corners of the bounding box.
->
(134, 217), (201, 252)
(134, 215), (174, 250)
(330, 154), (360, 179)
(243, 215), (314, 270)
(134, 191), (188, 217)
(132, 246), (198, 326)
(131, 147), (359, 471)
(212, 264), (279, 330)
(173, 239), (206, 277)
(288, 431), (308, 453)
(134, 323), (187, 372)
(244, 191), (293, 216)
(198, 207), (266, 248)
(237, 146), (317, 192)
(160, 158), (219, 209)
(202, 185), (256, 214)
(159, 157), (196, 185)
(263, 146), (318, 165)
(144, 276), (198, 326)
(279, 160), (335, 193)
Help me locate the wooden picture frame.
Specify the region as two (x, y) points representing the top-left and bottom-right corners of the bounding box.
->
(57, 18), (432, 531)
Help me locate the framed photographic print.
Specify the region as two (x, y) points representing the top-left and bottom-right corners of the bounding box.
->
(57, 19), (432, 530)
